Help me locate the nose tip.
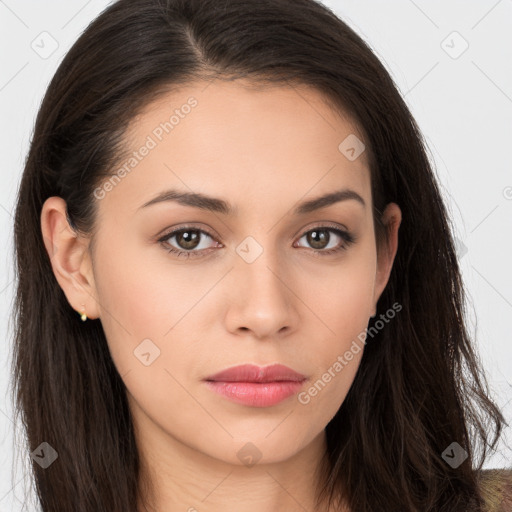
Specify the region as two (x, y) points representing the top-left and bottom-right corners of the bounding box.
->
(224, 260), (298, 340)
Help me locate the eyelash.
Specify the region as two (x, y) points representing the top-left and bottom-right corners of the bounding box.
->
(157, 223), (357, 260)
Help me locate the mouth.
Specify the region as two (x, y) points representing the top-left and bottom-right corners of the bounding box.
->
(203, 363), (307, 407)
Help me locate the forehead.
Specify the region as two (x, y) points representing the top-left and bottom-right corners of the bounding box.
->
(99, 79), (371, 218)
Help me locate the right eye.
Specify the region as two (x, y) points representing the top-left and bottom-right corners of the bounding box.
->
(158, 226), (222, 259)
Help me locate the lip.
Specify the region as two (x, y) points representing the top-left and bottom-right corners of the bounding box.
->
(205, 363), (306, 383)
(204, 364), (307, 408)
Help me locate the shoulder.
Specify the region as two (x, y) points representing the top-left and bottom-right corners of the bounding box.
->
(476, 468), (512, 512)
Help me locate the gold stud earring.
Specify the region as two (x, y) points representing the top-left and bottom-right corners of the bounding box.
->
(79, 303), (87, 322)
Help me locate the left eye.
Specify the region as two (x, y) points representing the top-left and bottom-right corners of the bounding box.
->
(294, 227), (351, 252)
(158, 225), (356, 259)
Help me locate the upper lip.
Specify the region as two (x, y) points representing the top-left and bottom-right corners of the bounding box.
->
(205, 363), (306, 383)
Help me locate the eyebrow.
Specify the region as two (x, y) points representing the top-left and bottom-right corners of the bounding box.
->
(139, 187), (365, 215)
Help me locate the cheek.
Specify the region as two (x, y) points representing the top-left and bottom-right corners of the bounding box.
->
(296, 345), (362, 434)
(300, 251), (376, 335)
(295, 228), (377, 320)
(93, 236), (217, 390)
(93, 226), (192, 330)
(297, 288), (369, 426)
(295, 256), (375, 416)
(91, 237), (173, 369)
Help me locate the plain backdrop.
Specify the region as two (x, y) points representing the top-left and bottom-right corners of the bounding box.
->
(1, 1), (511, 510)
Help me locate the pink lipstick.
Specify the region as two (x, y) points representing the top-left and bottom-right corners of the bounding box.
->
(204, 363), (307, 407)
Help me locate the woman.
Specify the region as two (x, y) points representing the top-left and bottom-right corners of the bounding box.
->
(11, 0), (511, 510)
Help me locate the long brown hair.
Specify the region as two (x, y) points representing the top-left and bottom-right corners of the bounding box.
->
(11, 0), (507, 510)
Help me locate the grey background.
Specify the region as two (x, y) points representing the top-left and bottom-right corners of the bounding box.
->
(1, 0), (511, 510)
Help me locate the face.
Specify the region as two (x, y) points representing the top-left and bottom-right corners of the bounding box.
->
(42, 79), (401, 468)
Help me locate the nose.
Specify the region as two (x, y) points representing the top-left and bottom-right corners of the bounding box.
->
(223, 246), (300, 340)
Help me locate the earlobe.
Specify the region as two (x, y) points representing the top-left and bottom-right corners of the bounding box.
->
(371, 202), (402, 316)
(40, 196), (100, 320)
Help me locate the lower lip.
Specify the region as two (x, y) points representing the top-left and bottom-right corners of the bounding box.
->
(204, 380), (305, 407)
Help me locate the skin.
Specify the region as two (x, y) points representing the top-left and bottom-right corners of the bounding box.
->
(41, 79), (401, 512)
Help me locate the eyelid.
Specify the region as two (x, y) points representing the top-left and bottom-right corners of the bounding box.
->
(156, 223), (219, 243)
(291, 220), (350, 239)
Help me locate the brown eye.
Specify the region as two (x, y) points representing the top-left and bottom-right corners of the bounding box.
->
(158, 226), (219, 258)
(294, 226), (356, 255)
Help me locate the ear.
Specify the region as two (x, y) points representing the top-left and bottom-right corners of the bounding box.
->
(40, 196), (100, 320)
(371, 202), (401, 317)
